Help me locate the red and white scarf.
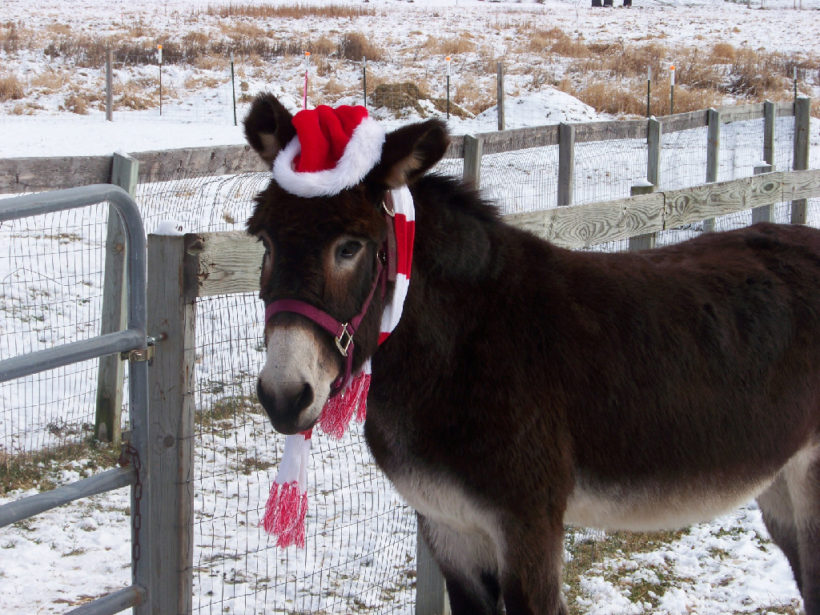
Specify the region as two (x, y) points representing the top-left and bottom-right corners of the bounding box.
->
(262, 186), (415, 548)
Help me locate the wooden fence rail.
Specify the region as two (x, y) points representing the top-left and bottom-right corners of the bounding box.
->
(182, 168), (820, 301)
(0, 100), (800, 195)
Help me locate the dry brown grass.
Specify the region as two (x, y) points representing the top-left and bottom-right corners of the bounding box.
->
(61, 92), (89, 114)
(2, 10), (815, 121)
(29, 68), (71, 91)
(559, 78), (722, 117)
(547, 29), (592, 59)
(725, 47), (796, 98)
(0, 21), (25, 53)
(203, 3), (375, 19)
(454, 75), (495, 115)
(320, 76), (351, 99)
(0, 74), (24, 101)
(423, 33), (477, 57)
(710, 42), (737, 64)
(338, 32), (383, 62)
(674, 47), (723, 89)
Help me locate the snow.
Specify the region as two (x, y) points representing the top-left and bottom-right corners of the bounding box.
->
(0, 0), (817, 613)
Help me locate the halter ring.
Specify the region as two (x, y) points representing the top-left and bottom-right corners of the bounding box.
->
(335, 325), (354, 357)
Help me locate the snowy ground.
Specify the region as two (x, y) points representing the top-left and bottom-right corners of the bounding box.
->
(1, 0), (819, 613)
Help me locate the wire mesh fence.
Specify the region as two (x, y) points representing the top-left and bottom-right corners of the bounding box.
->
(574, 137), (648, 206)
(0, 203), (112, 457)
(191, 292), (416, 614)
(481, 146), (560, 214)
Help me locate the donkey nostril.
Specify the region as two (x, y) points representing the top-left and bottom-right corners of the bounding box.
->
(293, 383), (313, 413)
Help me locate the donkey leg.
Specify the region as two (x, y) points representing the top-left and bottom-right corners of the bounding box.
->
(499, 514), (568, 615)
(417, 514), (502, 615)
(785, 445), (820, 615)
(756, 473), (803, 594)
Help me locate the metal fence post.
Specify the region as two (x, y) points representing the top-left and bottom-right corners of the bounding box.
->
(791, 96), (810, 224)
(136, 234), (196, 615)
(496, 62), (505, 132)
(105, 49), (113, 122)
(703, 108), (720, 232)
(95, 152), (139, 444)
(558, 123), (575, 206)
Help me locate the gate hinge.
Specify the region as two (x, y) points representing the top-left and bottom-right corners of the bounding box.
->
(121, 335), (159, 362)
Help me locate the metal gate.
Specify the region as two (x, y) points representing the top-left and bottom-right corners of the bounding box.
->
(0, 185), (149, 615)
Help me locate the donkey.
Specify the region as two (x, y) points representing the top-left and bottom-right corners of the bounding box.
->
(243, 92), (820, 615)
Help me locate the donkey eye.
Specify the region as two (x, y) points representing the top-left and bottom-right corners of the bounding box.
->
(337, 240), (363, 260)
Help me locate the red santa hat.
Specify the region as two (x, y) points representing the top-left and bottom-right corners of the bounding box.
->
(272, 105), (386, 197)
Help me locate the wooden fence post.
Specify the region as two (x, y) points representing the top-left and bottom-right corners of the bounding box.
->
(416, 528), (450, 615)
(791, 96), (810, 224)
(497, 62), (505, 132)
(95, 152), (138, 444)
(463, 134), (483, 189)
(628, 183), (657, 251)
(703, 108), (720, 232)
(751, 163), (775, 223)
(136, 234), (196, 615)
(626, 118), (663, 251)
(763, 100), (775, 167)
(558, 123), (575, 206)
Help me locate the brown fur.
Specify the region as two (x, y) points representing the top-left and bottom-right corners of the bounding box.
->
(244, 93), (820, 614)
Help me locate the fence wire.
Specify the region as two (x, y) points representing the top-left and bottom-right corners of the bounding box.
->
(0, 203), (112, 457)
(481, 146), (560, 214)
(574, 138), (648, 206)
(192, 293), (415, 614)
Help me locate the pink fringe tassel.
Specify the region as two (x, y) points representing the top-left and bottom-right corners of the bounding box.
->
(319, 372), (371, 439)
(262, 481), (308, 548)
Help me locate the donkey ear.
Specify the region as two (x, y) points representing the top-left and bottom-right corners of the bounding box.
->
(367, 119), (449, 189)
(243, 93), (296, 166)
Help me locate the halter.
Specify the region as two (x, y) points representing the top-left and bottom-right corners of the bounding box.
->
(263, 197), (397, 397)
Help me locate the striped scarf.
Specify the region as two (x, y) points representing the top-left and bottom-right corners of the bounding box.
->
(262, 186), (415, 548)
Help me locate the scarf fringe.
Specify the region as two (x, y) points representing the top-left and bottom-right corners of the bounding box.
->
(318, 371), (370, 439)
(262, 480), (308, 548)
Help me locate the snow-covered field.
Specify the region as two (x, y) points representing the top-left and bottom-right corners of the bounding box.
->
(1, 0), (819, 613)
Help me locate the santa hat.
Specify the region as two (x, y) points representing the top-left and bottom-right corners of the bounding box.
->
(272, 105), (386, 198)
(262, 105), (415, 548)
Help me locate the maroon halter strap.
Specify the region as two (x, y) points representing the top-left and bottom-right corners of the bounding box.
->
(265, 256), (385, 396)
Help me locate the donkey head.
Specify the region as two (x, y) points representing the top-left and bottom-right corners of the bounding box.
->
(244, 93), (448, 434)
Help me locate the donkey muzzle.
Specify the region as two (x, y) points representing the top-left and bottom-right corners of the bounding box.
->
(256, 321), (337, 434)
(256, 379), (315, 434)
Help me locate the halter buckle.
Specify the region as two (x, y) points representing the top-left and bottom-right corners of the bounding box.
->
(381, 198), (395, 217)
(335, 324), (354, 357)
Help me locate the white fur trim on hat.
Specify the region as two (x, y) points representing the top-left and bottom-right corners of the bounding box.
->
(272, 116), (386, 198)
